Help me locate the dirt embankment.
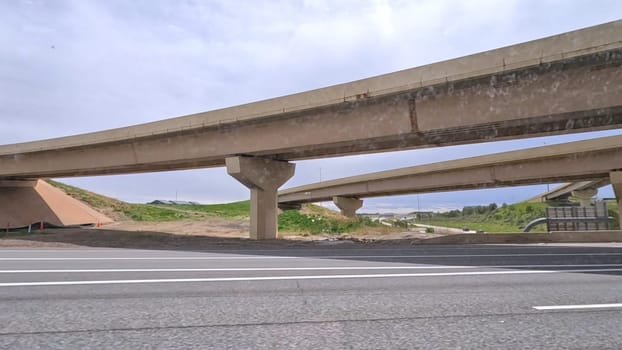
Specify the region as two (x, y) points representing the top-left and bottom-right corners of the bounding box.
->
(0, 226), (444, 250)
(107, 218), (251, 238)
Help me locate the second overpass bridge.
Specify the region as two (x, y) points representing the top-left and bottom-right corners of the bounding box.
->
(279, 134), (622, 218)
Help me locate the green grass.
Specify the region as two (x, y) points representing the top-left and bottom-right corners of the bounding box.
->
(606, 200), (620, 230)
(419, 202), (549, 233)
(169, 201), (251, 218)
(419, 201), (622, 233)
(120, 205), (193, 221)
(47, 180), (253, 221)
(488, 202), (549, 230)
(278, 210), (381, 234)
(46, 179), (125, 210)
(47, 180), (199, 221)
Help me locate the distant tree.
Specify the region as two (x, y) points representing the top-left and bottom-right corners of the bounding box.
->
(462, 207), (474, 216)
(446, 209), (461, 217)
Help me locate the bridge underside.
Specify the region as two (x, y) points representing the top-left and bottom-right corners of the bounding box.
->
(1, 49), (621, 179)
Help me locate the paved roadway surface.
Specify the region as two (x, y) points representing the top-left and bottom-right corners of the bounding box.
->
(1, 243), (622, 349)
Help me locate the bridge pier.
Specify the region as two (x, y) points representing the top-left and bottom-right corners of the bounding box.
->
(610, 171), (622, 225)
(572, 188), (598, 206)
(333, 196), (363, 218)
(226, 156), (295, 240)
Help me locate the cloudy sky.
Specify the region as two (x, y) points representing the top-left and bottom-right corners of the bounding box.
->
(1, 0), (621, 212)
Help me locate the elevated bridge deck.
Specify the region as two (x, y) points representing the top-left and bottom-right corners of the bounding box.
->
(0, 20), (621, 179)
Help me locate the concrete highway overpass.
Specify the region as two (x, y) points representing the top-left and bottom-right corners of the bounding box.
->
(1, 21), (622, 239)
(278, 134), (622, 219)
(527, 179), (611, 204)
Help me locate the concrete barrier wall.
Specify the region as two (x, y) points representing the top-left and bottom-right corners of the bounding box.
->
(418, 231), (622, 245)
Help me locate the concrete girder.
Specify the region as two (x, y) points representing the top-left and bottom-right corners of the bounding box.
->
(226, 156), (295, 240)
(333, 196), (363, 218)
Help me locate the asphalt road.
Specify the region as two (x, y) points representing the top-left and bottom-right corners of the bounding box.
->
(1, 243), (622, 349)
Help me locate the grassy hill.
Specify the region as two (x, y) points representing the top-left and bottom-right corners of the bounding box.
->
(46, 180), (383, 234)
(418, 201), (619, 232)
(48, 179), (256, 221)
(164, 201), (251, 218)
(47, 180), (193, 221)
(418, 202), (548, 232)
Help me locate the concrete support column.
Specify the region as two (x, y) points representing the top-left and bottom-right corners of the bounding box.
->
(333, 196), (363, 218)
(572, 188), (598, 207)
(610, 171), (622, 225)
(226, 156), (295, 240)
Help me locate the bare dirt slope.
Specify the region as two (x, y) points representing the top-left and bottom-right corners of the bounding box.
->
(0, 225), (444, 249)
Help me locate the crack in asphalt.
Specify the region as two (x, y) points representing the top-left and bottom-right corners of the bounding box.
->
(1, 309), (621, 337)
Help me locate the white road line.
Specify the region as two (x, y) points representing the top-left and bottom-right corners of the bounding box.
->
(1, 264), (621, 274)
(533, 303), (622, 310)
(0, 256), (298, 261)
(1, 268), (621, 287)
(0, 246), (569, 251)
(1, 253), (622, 261)
(0, 266), (474, 273)
(0, 249), (124, 252)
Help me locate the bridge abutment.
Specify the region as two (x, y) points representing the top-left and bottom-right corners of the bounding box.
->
(0, 179), (112, 228)
(333, 196), (363, 218)
(226, 156), (295, 240)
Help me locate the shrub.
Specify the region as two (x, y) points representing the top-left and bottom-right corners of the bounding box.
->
(278, 210), (379, 234)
